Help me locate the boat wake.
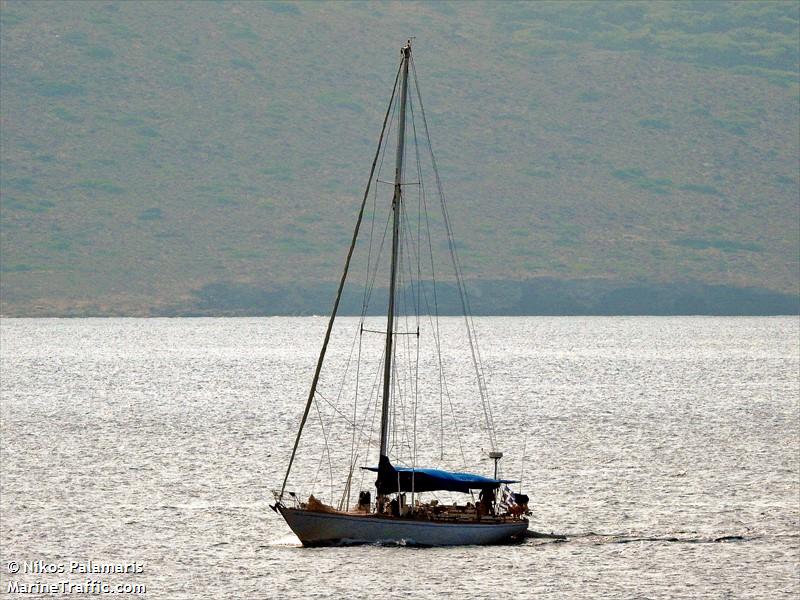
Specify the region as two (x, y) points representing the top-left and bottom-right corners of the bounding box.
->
(530, 530), (800, 546)
(269, 527), (798, 549)
(262, 534), (304, 548)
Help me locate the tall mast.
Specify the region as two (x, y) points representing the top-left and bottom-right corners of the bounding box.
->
(379, 41), (411, 459)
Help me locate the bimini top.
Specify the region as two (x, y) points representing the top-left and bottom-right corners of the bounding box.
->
(364, 455), (518, 494)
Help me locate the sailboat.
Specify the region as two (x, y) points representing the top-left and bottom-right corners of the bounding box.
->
(271, 41), (530, 546)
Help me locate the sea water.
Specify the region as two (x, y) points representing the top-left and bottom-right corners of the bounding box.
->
(1, 317), (797, 598)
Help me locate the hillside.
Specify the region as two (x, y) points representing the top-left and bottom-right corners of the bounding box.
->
(1, 1), (798, 315)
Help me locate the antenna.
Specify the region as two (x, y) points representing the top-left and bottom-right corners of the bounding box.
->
(489, 451), (503, 479)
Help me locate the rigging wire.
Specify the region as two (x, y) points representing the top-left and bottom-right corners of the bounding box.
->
(411, 94), (422, 483)
(313, 397), (334, 504)
(349, 326), (362, 495)
(361, 211), (393, 318)
(295, 51), (509, 506)
(278, 58), (403, 500)
(315, 389), (378, 446)
(410, 55), (498, 451)
(408, 82), (447, 461)
(390, 95), (467, 469)
(355, 344), (387, 493)
(396, 206), (418, 465)
(362, 83), (400, 316)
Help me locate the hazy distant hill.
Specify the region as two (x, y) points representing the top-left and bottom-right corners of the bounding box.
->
(1, 1), (798, 316)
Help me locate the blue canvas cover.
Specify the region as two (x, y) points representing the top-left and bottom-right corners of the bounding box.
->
(366, 455), (518, 494)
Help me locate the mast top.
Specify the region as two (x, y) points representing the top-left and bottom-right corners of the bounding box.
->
(401, 39), (412, 57)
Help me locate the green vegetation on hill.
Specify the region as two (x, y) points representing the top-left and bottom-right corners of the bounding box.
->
(0, 0), (798, 315)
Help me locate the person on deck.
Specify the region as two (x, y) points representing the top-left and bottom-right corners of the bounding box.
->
(477, 488), (494, 520)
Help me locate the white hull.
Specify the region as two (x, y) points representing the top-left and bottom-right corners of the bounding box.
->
(278, 506), (528, 546)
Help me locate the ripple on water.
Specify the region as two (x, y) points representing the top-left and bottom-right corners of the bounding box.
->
(1, 317), (798, 599)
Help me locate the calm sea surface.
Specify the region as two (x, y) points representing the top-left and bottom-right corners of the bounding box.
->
(1, 317), (798, 599)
